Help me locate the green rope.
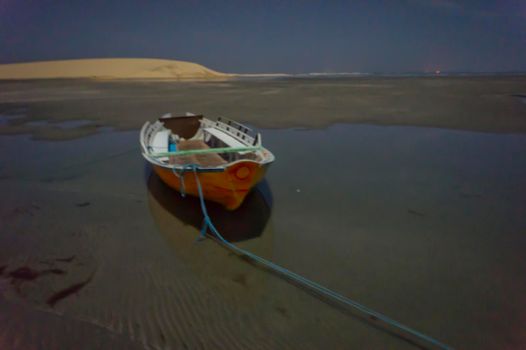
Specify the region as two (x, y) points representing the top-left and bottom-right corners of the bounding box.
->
(151, 146), (261, 158)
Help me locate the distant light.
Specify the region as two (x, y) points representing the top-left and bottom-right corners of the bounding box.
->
(435, 70), (441, 75)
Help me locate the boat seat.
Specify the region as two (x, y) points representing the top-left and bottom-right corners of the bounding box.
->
(171, 140), (227, 167)
(204, 127), (246, 148)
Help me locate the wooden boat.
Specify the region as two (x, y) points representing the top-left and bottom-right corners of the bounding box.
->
(140, 113), (275, 210)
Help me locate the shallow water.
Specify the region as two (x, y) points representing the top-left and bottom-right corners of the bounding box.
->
(0, 123), (525, 349)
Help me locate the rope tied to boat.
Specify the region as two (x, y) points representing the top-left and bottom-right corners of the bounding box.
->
(171, 167), (187, 197)
(176, 164), (452, 350)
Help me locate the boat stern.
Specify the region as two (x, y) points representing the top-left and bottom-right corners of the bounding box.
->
(153, 160), (269, 210)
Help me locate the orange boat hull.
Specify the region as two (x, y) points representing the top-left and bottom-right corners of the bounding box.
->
(153, 161), (268, 210)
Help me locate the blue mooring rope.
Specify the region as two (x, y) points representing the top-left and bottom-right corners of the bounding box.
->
(177, 164), (452, 350)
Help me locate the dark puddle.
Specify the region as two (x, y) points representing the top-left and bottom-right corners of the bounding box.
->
(1, 258), (92, 307)
(8, 267), (66, 281)
(231, 273), (248, 287)
(46, 274), (94, 307)
(274, 305), (290, 318)
(4, 266), (67, 294)
(407, 209), (426, 217)
(55, 256), (75, 263)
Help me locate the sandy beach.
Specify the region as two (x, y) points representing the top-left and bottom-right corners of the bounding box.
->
(0, 58), (231, 80)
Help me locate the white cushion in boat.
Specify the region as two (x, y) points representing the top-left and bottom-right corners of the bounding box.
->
(151, 129), (171, 152)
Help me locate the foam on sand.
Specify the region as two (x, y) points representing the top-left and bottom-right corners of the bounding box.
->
(0, 58), (232, 80)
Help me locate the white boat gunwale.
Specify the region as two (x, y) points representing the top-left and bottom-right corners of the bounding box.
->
(140, 114), (275, 172)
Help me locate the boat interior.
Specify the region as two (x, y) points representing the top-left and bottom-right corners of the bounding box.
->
(144, 114), (263, 167)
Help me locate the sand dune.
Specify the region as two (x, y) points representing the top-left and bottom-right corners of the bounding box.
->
(0, 58), (232, 80)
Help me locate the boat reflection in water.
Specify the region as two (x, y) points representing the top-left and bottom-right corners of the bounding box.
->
(146, 172), (274, 305)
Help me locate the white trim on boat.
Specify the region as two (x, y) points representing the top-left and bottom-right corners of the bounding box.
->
(140, 114), (275, 172)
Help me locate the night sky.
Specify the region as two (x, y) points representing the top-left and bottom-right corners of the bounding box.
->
(0, 0), (524, 73)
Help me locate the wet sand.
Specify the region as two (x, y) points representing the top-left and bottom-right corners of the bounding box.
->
(0, 76), (526, 349)
(1, 78), (526, 349)
(0, 130), (399, 349)
(1, 76), (526, 141)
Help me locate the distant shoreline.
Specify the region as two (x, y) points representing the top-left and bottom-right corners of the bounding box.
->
(1, 59), (524, 81)
(1, 75), (526, 141)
